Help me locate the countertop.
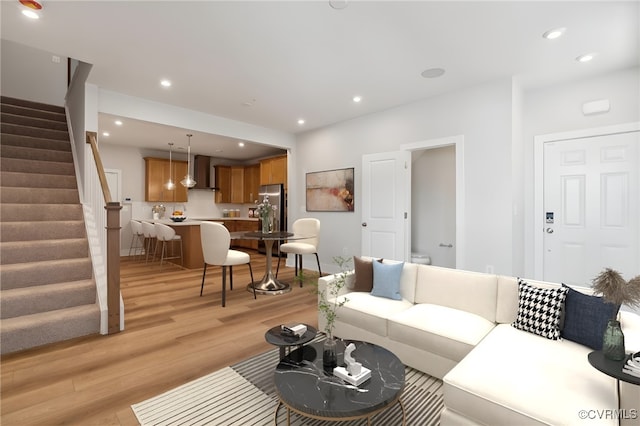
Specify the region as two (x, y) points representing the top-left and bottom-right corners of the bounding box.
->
(138, 217), (259, 226)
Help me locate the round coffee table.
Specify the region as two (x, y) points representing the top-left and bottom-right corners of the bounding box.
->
(273, 339), (406, 425)
(265, 324), (317, 360)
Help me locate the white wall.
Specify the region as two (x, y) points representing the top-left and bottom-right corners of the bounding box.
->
(411, 146), (456, 268)
(522, 67), (640, 278)
(0, 39), (67, 106)
(295, 79), (515, 275)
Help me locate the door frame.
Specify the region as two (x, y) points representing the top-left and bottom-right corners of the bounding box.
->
(533, 122), (640, 280)
(401, 135), (465, 268)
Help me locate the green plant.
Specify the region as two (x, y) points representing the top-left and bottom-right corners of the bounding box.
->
(298, 255), (351, 338)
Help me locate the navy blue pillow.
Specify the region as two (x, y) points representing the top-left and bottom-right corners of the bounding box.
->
(561, 284), (619, 350)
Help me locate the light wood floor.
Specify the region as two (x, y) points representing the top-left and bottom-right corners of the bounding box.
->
(1, 252), (319, 425)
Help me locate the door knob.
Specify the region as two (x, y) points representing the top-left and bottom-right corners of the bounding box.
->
(545, 228), (554, 234)
(362, 222), (367, 227)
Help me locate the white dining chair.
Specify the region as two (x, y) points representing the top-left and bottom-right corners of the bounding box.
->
(276, 218), (321, 285)
(200, 221), (255, 307)
(141, 221), (158, 263)
(154, 223), (183, 268)
(128, 220), (145, 260)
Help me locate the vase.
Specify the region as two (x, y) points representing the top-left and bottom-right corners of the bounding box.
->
(602, 319), (626, 361)
(322, 335), (338, 371)
(261, 215), (272, 233)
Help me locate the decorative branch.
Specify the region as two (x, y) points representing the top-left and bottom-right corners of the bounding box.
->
(592, 268), (640, 309)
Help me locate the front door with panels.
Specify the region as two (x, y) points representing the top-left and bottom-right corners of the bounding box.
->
(543, 130), (639, 285)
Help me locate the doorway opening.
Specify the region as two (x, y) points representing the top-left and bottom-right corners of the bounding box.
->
(401, 135), (465, 269)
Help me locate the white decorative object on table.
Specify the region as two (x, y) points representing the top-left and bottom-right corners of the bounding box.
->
(333, 343), (371, 386)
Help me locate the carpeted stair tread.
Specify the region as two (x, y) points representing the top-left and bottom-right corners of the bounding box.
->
(1, 112), (68, 132)
(1, 238), (88, 264)
(1, 103), (66, 122)
(1, 96), (65, 114)
(0, 171), (77, 189)
(0, 220), (86, 242)
(0, 144), (73, 163)
(1, 280), (96, 319)
(0, 258), (93, 290)
(1, 122), (69, 141)
(1, 157), (75, 175)
(0, 304), (100, 354)
(1, 219), (85, 241)
(1, 133), (72, 152)
(1, 187), (79, 204)
(0, 203), (83, 222)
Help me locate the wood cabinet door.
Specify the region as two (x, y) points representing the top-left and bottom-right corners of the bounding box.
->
(172, 161), (188, 202)
(230, 166), (245, 204)
(215, 166), (231, 203)
(145, 158), (165, 201)
(260, 155), (287, 188)
(244, 164), (260, 203)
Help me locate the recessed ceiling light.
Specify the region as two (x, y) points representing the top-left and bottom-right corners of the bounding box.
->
(297, 119), (305, 125)
(352, 96), (362, 103)
(114, 120), (123, 126)
(238, 142), (245, 148)
(102, 132), (110, 137)
(329, 0), (348, 10)
(21, 9), (39, 19)
(542, 27), (566, 40)
(160, 79), (172, 88)
(421, 68), (446, 79)
(576, 53), (596, 63)
(20, 0), (43, 9)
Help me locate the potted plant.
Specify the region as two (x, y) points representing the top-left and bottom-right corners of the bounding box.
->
(298, 256), (351, 369)
(592, 268), (640, 360)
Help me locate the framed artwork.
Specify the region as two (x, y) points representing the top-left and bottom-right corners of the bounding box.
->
(306, 167), (354, 212)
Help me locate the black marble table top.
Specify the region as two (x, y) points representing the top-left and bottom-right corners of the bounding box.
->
(265, 324), (317, 347)
(274, 339), (405, 419)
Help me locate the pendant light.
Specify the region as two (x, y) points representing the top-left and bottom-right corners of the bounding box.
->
(165, 142), (175, 190)
(180, 133), (197, 188)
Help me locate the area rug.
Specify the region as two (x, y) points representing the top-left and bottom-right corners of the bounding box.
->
(132, 343), (443, 425)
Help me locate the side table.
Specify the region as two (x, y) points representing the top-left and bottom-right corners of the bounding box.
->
(265, 324), (317, 360)
(588, 350), (640, 424)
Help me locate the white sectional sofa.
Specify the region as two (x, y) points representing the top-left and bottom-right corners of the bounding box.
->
(317, 259), (640, 426)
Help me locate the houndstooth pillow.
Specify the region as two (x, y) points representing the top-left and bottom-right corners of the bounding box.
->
(512, 279), (568, 340)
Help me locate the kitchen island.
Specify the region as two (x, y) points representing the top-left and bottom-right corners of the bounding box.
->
(141, 218), (259, 269)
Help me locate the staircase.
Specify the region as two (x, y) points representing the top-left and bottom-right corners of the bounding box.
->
(0, 96), (100, 355)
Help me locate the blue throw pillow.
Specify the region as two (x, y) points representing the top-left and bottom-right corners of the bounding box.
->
(371, 261), (404, 300)
(561, 284), (619, 350)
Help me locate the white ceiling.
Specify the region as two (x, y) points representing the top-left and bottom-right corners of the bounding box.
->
(1, 1), (638, 160)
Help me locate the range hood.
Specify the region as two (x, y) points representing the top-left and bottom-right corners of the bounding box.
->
(193, 155), (217, 190)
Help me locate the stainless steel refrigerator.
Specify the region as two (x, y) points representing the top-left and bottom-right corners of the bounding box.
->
(258, 184), (286, 255)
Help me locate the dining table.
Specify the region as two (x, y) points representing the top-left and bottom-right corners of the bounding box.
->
(229, 231), (312, 296)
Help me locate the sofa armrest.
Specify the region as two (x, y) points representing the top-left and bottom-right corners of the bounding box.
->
(317, 270), (355, 300)
(620, 310), (640, 353)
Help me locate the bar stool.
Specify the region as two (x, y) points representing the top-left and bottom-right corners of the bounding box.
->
(141, 221), (158, 263)
(154, 223), (183, 268)
(128, 220), (145, 260)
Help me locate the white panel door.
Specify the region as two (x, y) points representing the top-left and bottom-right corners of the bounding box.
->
(543, 131), (639, 284)
(361, 151), (411, 261)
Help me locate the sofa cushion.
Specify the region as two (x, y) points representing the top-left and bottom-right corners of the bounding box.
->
(512, 279), (567, 340)
(371, 261), (404, 300)
(388, 304), (495, 362)
(561, 284), (619, 350)
(414, 265), (498, 323)
(444, 324), (618, 426)
(332, 292), (413, 337)
(350, 256), (381, 292)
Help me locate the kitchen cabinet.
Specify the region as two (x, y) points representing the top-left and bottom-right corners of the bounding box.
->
(230, 166), (244, 204)
(223, 220), (259, 250)
(215, 166), (231, 203)
(215, 165), (247, 204)
(244, 164), (260, 203)
(144, 157), (188, 202)
(260, 155), (287, 188)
